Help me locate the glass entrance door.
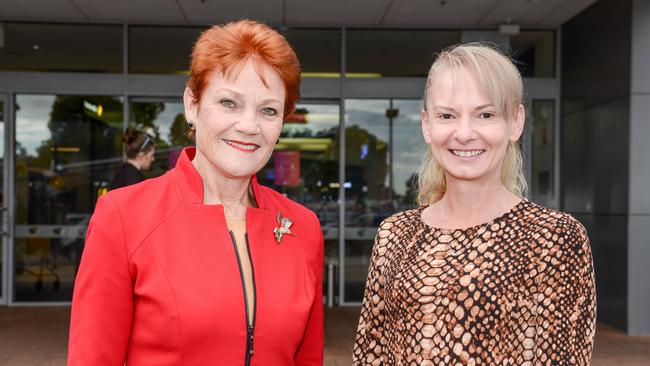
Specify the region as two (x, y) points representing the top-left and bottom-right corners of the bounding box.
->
(129, 97), (190, 176)
(523, 98), (557, 209)
(258, 101), (341, 305)
(129, 98), (342, 304)
(342, 98), (426, 304)
(13, 94), (124, 303)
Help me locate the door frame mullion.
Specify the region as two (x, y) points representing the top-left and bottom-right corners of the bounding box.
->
(1, 93), (16, 305)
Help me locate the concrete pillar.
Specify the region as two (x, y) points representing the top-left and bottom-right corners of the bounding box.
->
(628, 0), (650, 336)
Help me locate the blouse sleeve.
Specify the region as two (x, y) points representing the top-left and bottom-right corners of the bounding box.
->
(67, 194), (134, 365)
(352, 220), (392, 365)
(294, 213), (324, 365)
(534, 218), (596, 365)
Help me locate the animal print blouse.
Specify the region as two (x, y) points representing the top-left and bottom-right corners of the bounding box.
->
(353, 199), (596, 365)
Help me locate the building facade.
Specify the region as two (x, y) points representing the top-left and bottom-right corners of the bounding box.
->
(0, 0), (647, 335)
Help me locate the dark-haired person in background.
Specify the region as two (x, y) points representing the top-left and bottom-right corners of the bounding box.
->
(109, 127), (155, 190)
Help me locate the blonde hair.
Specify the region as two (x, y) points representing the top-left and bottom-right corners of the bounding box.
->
(417, 43), (528, 205)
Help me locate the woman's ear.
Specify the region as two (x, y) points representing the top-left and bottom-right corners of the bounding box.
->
(510, 104), (525, 141)
(421, 108), (432, 145)
(183, 87), (198, 123)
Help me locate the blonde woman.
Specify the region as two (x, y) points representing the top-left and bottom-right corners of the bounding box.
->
(353, 44), (596, 365)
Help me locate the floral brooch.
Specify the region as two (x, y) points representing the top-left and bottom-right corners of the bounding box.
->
(273, 211), (293, 243)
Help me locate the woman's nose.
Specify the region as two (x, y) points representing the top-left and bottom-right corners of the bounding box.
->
(235, 108), (261, 134)
(453, 117), (476, 143)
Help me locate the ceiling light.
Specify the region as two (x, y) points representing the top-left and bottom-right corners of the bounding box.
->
(32, 44), (41, 51)
(499, 24), (520, 36)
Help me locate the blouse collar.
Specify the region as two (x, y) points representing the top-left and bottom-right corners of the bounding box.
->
(170, 147), (266, 210)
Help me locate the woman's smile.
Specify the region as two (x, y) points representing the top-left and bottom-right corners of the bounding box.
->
(223, 138), (260, 153)
(449, 149), (486, 158)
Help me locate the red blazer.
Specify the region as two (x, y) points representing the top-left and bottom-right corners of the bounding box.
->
(68, 147), (324, 366)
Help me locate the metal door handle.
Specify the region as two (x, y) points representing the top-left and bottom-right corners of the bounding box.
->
(1, 207), (8, 237)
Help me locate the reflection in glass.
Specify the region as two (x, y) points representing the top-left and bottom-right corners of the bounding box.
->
(258, 103), (340, 303)
(344, 99), (391, 302)
(530, 100), (555, 207)
(14, 95), (123, 301)
(129, 100), (191, 178)
(343, 99), (425, 302)
(392, 100), (427, 212)
(0, 23), (122, 73)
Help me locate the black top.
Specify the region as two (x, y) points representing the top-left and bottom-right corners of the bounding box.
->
(109, 162), (145, 190)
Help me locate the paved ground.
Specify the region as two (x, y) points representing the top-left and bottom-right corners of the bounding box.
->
(0, 306), (648, 365)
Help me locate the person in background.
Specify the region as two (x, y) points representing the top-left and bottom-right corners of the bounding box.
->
(353, 44), (596, 365)
(109, 127), (155, 190)
(68, 20), (324, 365)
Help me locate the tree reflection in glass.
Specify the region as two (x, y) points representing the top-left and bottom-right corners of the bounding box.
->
(14, 94), (123, 301)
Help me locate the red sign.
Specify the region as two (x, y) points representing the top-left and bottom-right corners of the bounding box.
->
(274, 151), (300, 186)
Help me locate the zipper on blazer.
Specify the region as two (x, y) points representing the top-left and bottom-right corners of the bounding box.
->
(245, 233), (258, 360)
(229, 231), (257, 366)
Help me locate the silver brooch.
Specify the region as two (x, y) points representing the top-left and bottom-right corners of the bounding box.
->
(273, 211), (293, 243)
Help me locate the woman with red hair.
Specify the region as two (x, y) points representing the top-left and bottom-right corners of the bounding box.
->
(68, 20), (323, 365)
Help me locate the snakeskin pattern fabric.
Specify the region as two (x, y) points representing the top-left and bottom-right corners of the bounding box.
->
(353, 199), (596, 365)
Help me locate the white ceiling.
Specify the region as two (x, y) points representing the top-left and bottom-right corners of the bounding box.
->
(0, 0), (599, 27)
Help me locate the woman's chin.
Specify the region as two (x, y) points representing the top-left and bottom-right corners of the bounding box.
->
(196, 151), (261, 178)
(444, 167), (492, 183)
(217, 162), (262, 179)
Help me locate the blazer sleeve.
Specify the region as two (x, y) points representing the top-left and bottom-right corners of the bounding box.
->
(294, 213), (324, 365)
(533, 219), (596, 365)
(67, 194), (134, 365)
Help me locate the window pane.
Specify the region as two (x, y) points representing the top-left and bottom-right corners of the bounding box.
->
(530, 99), (555, 207)
(511, 31), (555, 78)
(258, 102), (341, 304)
(129, 99), (190, 177)
(130, 26), (341, 76)
(347, 30), (460, 77)
(392, 99), (426, 212)
(342, 99), (425, 303)
(281, 29), (340, 75)
(0, 23), (122, 73)
(129, 26), (204, 74)
(14, 94), (123, 302)
(344, 99), (391, 302)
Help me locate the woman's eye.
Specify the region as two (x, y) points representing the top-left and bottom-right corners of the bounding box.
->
(479, 112), (495, 119)
(262, 107), (278, 116)
(220, 99), (236, 108)
(439, 113), (454, 119)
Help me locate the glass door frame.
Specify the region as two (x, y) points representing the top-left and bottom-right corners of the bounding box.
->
(337, 78), (560, 306)
(521, 79), (561, 210)
(1, 93), (14, 305)
(0, 56), (561, 307)
(127, 96), (346, 307)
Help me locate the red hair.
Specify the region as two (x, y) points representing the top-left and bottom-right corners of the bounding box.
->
(187, 20), (301, 119)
